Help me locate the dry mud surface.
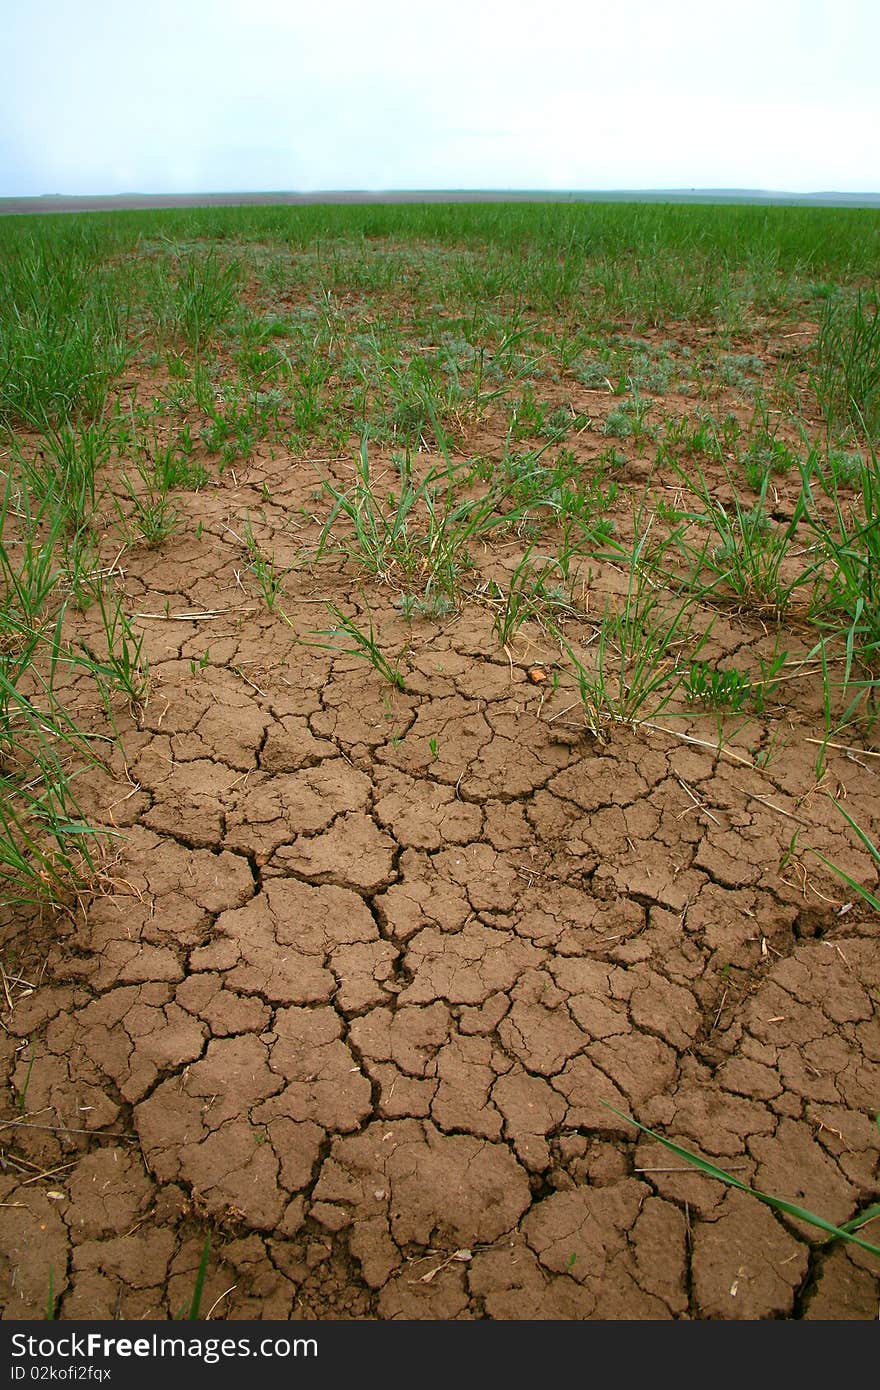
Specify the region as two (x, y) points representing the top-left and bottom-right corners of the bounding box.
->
(2, 347), (879, 1322)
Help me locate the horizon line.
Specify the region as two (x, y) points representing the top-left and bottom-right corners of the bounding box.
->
(5, 185), (880, 197)
(2, 186), (880, 219)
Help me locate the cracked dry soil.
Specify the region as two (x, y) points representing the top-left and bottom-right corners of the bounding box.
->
(2, 394), (879, 1323)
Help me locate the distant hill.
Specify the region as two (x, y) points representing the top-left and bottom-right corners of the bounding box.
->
(2, 188), (879, 216)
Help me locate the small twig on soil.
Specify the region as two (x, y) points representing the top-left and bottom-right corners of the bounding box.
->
(204, 1286), (238, 1319)
(131, 607), (256, 621)
(808, 881), (842, 906)
(231, 666), (268, 697)
(711, 989), (728, 1030)
(0, 963), (15, 1013)
(514, 862), (550, 880)
(20, 1160), (77, 1186)
(0, 1119), (136, 1139)
(843, 751), (878, 773)
(746, 792), (811, 827)
(824, 941), (855, 971)
(411, 1248), (473, 1284)
(634, 1165), (750, 1173)
(642, 722), (755, 767)
(546, 701), (582, 724)
(805, 738), (880, 759)
(106, 783), (143, 816)
(813, 1117), (852, 1150)
(676, 777), (721, 826)
(1, 1152), (32, 1175)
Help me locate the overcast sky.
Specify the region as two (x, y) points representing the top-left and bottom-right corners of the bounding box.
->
(2, 0), (877, 196)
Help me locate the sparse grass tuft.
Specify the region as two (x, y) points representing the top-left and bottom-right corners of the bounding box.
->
(308, 602), (407, 691)
(316, 437), (519, 605)
(242, 518), (287, 613)
(565, 516), (707, 732)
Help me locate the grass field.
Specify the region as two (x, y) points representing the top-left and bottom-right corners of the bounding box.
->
(0, 201), (878, 1320)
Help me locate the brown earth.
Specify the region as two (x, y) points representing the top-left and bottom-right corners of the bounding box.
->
(1, 337), (879, 1322)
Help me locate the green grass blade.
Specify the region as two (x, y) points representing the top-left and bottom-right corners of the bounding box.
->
(187, 1233), (212, 1320)
(808, 851), (880, 911)
(602, 1102), (880, 1258)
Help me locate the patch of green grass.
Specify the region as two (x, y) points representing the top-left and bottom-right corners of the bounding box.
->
(116, 464), (179, 549)
(509, 388), (554, 441)
(0, 636), (107, 909)
(0, 232), (131, 430)
(308, 602), (407, 691)
(117, 411), (209, 492)
(658, 408), (736, 465)
(682, 649), (787, 717)
(801, 441), (880, 677)
(15, 422), (111, 532)
(393, 590), (456, 621)
(718, 351), (764, 393)
(242, 518), (287, 614)
(316, 436), (520, 603)
(813, 290), (880, 442)
(80, 585), (150, 717)
(684, 659), (753, 711)
(1, 477), (67, 621)
(821, 448), (865, 490)
(200, 386), (283, 466)
(565, 516), (707, 732)
(739, 436), (798, 489)
(489, 546), (576, 646)
(668, 463), (815, 615)
(150, 249), (241, 355)
(495, 444), (621, 545)
(602, 396), (654, 446)
(0, 461), (136, 904)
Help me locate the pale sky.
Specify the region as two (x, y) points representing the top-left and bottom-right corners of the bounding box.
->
(2, 0), (877, 196)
